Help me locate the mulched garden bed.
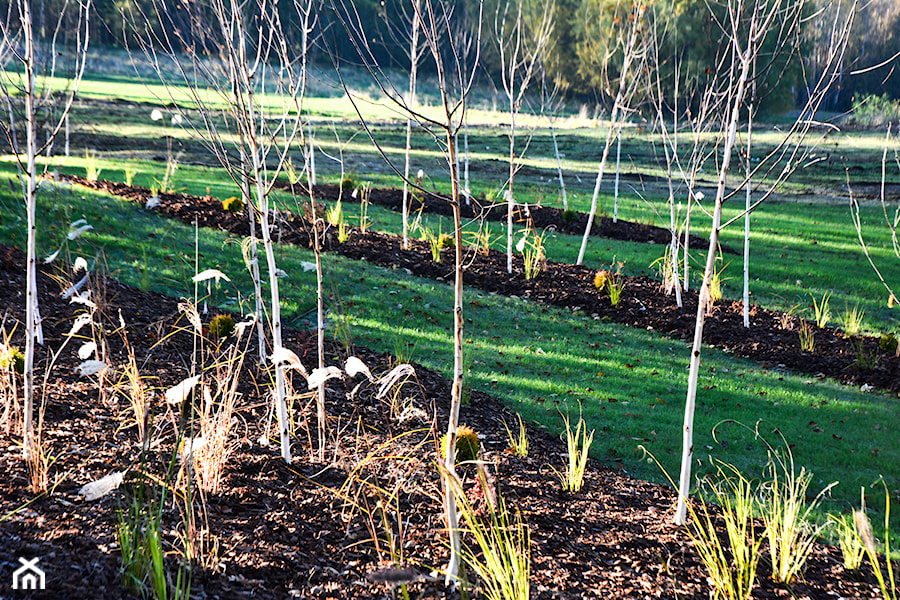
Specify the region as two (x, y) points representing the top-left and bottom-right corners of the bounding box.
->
(273, 180), (733, 253)
(0, 245), (886, 599)
(58, 174), (900, 393)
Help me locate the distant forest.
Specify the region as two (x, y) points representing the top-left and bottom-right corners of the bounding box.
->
(20, 0), (900, 113)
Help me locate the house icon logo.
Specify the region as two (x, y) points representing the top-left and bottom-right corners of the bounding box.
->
(12, 557), (45, 590)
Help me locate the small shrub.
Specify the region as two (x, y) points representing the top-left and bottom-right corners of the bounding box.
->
(442, 425), (481, 464)
(849, 93), (900, 128)
(562, 209), (577, 222)
(340, 174), (356, 193)
(879, 333), (898, 354)
(208, 314), (235, 339)
(221, 196), (244, 213)
(1, 346), (25, 374)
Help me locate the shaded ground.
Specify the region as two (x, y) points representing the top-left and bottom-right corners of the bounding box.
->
(60, 174), (900, 393)
(0, 245), (887, 599)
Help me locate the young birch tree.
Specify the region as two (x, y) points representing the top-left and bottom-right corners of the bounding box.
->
(576, 2), (647, 265)
(0, 0), (91, 462)
(401, 0), (424, 249)
(674, 0), (856, 525)
(130, 0), (310, 463)
(329, 0), (482, 583)
(493, 0), (554, 273)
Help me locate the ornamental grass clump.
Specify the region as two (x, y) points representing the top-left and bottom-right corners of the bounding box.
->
(593, 262), (626, 306)
(687, 461), (762, 600)
(827, 512), (865, 571)
(812, 292), (832, 328)
(447, 469), (530, 600)
(553, 412), (593, 493)
(758, 449), (835, 584)
(855, 479), (898, 600)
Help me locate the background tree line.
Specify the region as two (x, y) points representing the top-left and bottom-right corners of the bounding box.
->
(8, 0), (900, 113)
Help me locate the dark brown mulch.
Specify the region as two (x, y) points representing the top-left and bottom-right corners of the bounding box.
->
(273, 180), (734, 253)
(59, 174), (900, 393)
(0, 245), (886, 599)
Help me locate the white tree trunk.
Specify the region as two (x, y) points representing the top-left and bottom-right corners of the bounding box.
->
(675, 32), (753, 525)
(613, 132), (622, 223)
(577, 100), (622, 265)
(22, 2), (37, 460)
(442, 130), (464, 585)
(549, 110), (567, 210)
(402, 0), (421, 250)
(506, 96), (516, 274)
(463, 110), (471, 205)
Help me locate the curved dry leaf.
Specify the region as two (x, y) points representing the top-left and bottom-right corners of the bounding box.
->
(300, 261), (317, 272)
(61, 275), (89, 300)
(308, 366), (343, 390)
(344, 356), (374, 382)
(67, 314), (93, 338)
(69, 290), (96, 309)
(164, 375), (201, 404)
(77, 341), (97, 360)
(178, 302), (202, 334)
(76, 360), (108, 377)
(234, 314), (256, 340)
(376, 364), (416, 399)
(73, 257), (89, 273)
(270, 346), (307, 375)
(44, 247), (61, 264)
(67, 224), (93, 240)
(146, 196), (160, 210)
(192, 269), (231, 285)
(78, 471), (125, 501)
